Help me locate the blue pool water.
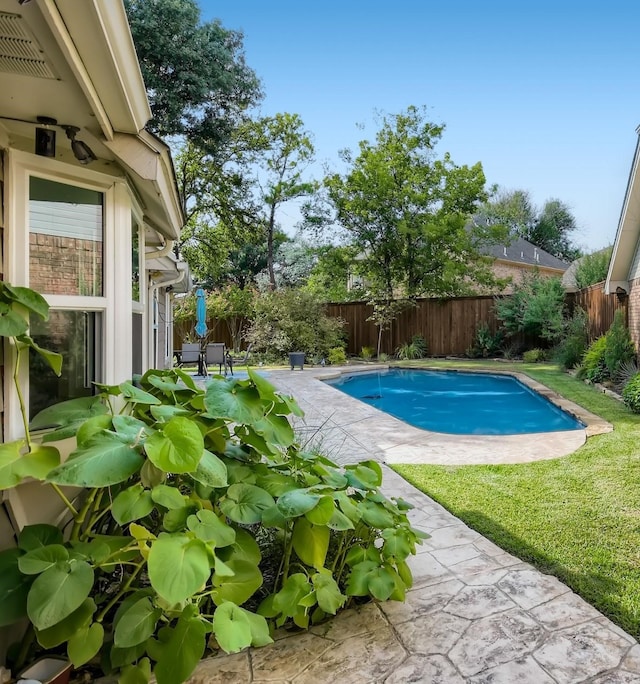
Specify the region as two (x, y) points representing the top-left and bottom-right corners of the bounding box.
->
(325, 369), (584, 435)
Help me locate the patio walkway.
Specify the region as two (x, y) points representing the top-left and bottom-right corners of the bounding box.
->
(186, 366), (637, 683)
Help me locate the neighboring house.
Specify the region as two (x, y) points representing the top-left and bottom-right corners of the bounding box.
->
(0, 0), (188, 660)
(480, 237), (570, 293)
(346, 237), (569, 294)
(606, 126), (640, 347)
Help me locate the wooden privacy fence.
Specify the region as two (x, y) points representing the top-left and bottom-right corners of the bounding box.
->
(566, 281), (628, 341)
(173, 284), (627, 358)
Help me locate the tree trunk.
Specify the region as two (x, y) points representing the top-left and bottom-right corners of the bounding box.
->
(267, 203), (277, 290)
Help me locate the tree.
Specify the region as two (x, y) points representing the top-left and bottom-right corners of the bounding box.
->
(479, 189), (537, 237)
(243, 113), (318, 289)
(255, 235), (318, 290)
(531, 199), (581, 261)
(304, 245), (363, 302)
(325, 106), (504, 303)
(574, 246), (613, 289)
(125, 0), (262, 152)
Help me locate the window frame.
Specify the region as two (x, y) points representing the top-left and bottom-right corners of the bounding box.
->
(5, 149), (135, 439)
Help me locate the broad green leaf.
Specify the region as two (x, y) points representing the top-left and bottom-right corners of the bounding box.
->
(162, 504), (198, 532)
(19, 544), (69, 574)
(204, 381), (264, 423)
(27, 560), (94, 629)
(256, 472), (298, 497)
(154, 605), (207, 684)
(2, 283), (49, 319)
(35, 598), (96, 648)
(0, 440), (24, 490)
(18, 524), (63, 551)
(151, 484), (186, 510)
(69, 539), (111, 564)
(190, 449), (227, 488)
(145, 417), (204, 473)
(319, 468), (349, 489)
(344, 463), (382, 490)
(217, 528), (261, 566)
(114, 596), (161, 648)
(334, 491), (362, 523)
(0, 303), (28, 337)
(305, 496), (335, 525)
(30, 396), (107, 430)
(148, 534), (210, 604)
(327, 508), (355, 531)
(272, 392), (304, 418)
(140, 460), (164, 489)
(75, 415), (113, 446)
(396, 559), (413, 589)
(109, 641), (147, 669)
(212, 602), (252, 653)
(119, 381), (162, 405)
(147, 374), (188, 393)
(112, 484), (154, 525)
(381, 527), (413, 560)
(13, 445), (60, 481)
(346, 561), (396, 601)
(17, 334), (62, 375)
(187, 510), (236, 548)
(0, 548), (32, 626)
(253, 413), (294, 448)
(40, 420), (87, 444)
(214, 555), (235, 577)
(292, 518), (329, 570)
(360, 501), (395, 529)
(46, 432), (144, 487)
(272, 573), (312, 617)
(112, 415), (151, 443)
(118, 657), (151, 684)
(276, 488), (320, 519)
(367, 565), (399, 601)
(212, 559), (262, 606)
(312, 572), (346, 614)
(220, 483), (275, 524)
(345, 559), (378, 595)
(242, 607), (273, 647)
(150, 404), (191, 422)
(113, 588), (155, 630)
(261, 505), (287, 528)
(68, 621), (104, 667)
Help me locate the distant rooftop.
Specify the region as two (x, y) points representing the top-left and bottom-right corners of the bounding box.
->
(481, 236), (570, 271)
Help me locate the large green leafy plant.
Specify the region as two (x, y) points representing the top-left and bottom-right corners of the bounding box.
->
(0, 286), (424, 684)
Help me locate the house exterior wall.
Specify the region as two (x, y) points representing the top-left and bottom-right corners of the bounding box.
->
(627, 276), (640, 350)
(491, 260), (566, 293)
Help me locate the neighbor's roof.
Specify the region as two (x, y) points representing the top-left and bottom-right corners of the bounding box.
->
(481, 237), (570, 271)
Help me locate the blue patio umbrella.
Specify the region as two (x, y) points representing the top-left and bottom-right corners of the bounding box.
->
(195, 288), (207, 339)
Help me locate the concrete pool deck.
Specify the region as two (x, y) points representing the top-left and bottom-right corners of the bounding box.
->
(183, 365), (640, 683)
(267, 364), (612, 467)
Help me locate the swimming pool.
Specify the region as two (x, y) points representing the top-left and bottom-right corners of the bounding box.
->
(325, 369), (584, 435)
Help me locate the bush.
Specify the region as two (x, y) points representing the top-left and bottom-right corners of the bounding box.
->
(397, 335), (427, 360)
(523, 348), (546, 363)
(466, 323), (503, 358)
(604, 309), (635, 378)
(578, 335), (608, 383)
(554, 307), (589, 370)
(1, 369), (425, 683)
(574, 247), (613, 289)
(622, 372), (640, 413)
(328, 346), (347, 365)
(495, 273), (565, 345)
(246, 290), (345, 359)
(360, 346), (375, 361)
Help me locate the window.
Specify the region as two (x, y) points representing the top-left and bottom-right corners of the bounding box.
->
(29, 177), (103, 296)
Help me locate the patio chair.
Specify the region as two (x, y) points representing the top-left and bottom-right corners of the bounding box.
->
(205, 343), (227, 375)
(225, 344), (253, 375)
(179, 343), (200, 367)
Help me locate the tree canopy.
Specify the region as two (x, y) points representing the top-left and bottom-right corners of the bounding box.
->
(125, 0), (262, 152)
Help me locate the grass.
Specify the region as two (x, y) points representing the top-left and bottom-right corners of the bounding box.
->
(390, 359), (640, 638)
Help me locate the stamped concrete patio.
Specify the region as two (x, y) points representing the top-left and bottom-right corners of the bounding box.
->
(187, 365), (637, 683)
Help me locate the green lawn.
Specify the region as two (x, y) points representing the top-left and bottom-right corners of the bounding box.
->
(391, 359), (640, 638)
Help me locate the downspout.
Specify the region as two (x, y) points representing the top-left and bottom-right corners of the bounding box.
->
(147, 266), (187, 370)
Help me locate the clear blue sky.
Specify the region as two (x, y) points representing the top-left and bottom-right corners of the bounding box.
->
(200, 0), (640, 252)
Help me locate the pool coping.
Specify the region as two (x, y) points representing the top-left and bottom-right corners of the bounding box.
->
(318, 364), (613, 438)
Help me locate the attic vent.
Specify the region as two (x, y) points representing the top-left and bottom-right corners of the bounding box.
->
(0, 12), (56, 79)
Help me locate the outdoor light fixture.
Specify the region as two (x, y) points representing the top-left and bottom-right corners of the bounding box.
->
(34, 116), (57, 158)
(62, 125), (97, 164)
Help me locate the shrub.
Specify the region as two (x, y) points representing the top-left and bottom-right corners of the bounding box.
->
(466, 323), (503, 358)
(328, 346), (347, 365)
(554, 307), (589, 370)
(495, 273), (565, 345)
(523, 348), (546, 363)
(604, 309), (635, 378)
(246, 290), (345, 359)
(615, 358), (639, 392)
(574, 247), (613, 289)
(378, 353), (390, 362)
(397, 335), (427, 360)
(578, 335), (608, 383)
(622, 372), (640, 413)
(360, 346), (375, 361)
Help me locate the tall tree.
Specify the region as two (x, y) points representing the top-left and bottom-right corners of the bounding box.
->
(125, 0), (262, 152)
(243, 113), (318, 289)
(325, 106), (504, 303)
(531, 199), (581, 261)
(479, 189), (537, 237)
